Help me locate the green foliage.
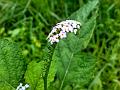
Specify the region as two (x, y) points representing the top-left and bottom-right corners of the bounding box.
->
(24, 61), (44, 90)
(86, 0), (120, 89)
(47, 59), (56, 89)
(24, 45), (56, 90)
(53, 50), (96, 89)
(52, 0), (98, 89)
(0, 39), (25, 89)
(25, 0), (98, 89)
(68, 0), (98, 23)
(0, 0), (120, 90)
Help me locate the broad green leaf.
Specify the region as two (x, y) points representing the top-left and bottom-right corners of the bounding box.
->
(53, 0), (98, 88)
(68, 0), (98, 24)
(53, 50), (96, 89)
(53, 17), (96, 89)
(24, 61), (44, 90)
(0, 39), (25, 89)
(24, 59), (56, 90)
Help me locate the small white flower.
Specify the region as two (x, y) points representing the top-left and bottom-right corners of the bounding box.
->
(21, 86), (25, 90)
(16, 83), (22, 90)
(77, 24), (80, 28)
(16, 83), (29, 90)
(63, 25), (69, 32)
(60, 27), (66, 32)
(25, 84), (29, 88)
(48, 34), (59, 44)
(53, 34), (59, 43)
(54, 25), (62, 29)
(73, 29), (78, 34)
(59, 31), (67, 39)
(71, 23), (77, 28)
(68, 25), (74, 32)
(48, 37), (54, 44)
(51, 27), (57, 33)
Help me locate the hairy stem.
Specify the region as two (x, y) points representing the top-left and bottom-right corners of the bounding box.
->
(43, 44), (54, 90)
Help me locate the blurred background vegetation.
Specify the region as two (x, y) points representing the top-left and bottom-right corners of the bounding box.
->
(0, 0), (120, 89)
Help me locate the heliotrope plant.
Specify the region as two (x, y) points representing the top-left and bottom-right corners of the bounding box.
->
(0, 0), (98, 90)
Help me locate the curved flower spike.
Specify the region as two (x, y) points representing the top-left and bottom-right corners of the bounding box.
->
(47, 20), (81, 44)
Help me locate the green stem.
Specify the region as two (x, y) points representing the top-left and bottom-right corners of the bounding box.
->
(44, 60), (51, 90)
(43, 44), (54, 90)
(44, 75), (47, 90)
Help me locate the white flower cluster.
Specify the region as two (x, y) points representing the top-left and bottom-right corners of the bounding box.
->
(47, 20), (81, 44)
(16, 83), (29, 90)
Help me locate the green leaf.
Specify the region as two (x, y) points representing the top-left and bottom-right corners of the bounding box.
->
(53, 49), (96, 89)
(53, 17), (96, 89)
(68, 0), (98, 24)
(24, 59), (56, 90)
(53, 0), (98, 89)
(0, 39), (25, 89)
(77, 16), (96, 49)
(24, 61), (44, 90)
